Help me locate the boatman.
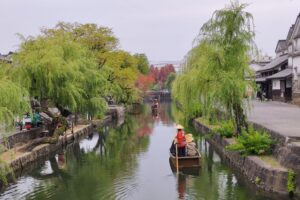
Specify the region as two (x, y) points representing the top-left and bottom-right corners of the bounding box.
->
(175, 124), (186, 157)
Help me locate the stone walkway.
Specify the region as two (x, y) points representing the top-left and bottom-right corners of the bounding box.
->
(247, 100), (300, 139)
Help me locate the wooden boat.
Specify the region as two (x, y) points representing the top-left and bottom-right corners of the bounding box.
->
(169, 147), (201, 169)
(169, 158), (201, 176)
(151, 104), (159, 114)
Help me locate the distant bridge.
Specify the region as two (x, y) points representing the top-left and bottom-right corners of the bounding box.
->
(150, 61), (183, 72)
(144, 90), (171, 102)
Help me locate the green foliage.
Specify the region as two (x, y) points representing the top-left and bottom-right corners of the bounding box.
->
(42, 22), (142, 105)
(0, 62), (30, 128)
(213, 120), (235, 138)
(13, 31), (108, 117)
(172, 1), (256, 133)
(287, 170), (296, 194)
(0, 159), (15, 186)
(134, 53), (149, 74)
(165, 72), (176, 90)
(255, 176), (261, 184)
(104, 50), (140, 104)
(152, 83), (161, 91)
(226, 127), (274, 155)
(0, 21), (147, 131)
(0, 78), (30, 127)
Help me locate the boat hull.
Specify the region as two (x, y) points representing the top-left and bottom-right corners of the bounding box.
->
(169, 153), (201, 168)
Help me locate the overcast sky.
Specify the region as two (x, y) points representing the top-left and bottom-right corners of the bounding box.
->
(0, 0), (300, 61)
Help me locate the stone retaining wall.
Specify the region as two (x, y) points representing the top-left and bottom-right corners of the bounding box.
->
(0, 127), (44, 150)
(107, 106), (125, 120)
(8, 115), (111, 173)
(9, 124), (92, 172)
(193, 119), (293, 196)
(250, 121), (300, 195)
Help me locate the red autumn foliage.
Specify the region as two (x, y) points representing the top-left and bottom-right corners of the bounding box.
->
(136, 64), (176, 92)
(150, 64), (175, 88)
(136, 74), (155, 92)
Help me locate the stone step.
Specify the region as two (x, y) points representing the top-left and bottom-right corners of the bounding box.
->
(276, 144), (300, 172)
(289, 142), (300, 155)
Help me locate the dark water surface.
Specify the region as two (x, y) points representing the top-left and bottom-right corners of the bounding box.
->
(0, 103), (292, 200)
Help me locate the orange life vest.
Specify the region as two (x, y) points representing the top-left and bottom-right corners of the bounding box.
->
(176, 130), (186, 147)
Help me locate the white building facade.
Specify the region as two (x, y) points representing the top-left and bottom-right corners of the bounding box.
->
(287, 14), (300, 104)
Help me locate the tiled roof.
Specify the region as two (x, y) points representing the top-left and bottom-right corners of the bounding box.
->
(291, 14), (300, 40)
(256, 54), (288, 73)
(255, 77), (266, 82)
(266, 68), (292, 80)
(275, 40), (287, 53)
(287, 25), (295, 42)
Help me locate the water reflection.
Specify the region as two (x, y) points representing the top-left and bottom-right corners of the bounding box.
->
(0, 103), (294, 200)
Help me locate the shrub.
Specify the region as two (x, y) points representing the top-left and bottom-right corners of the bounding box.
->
(213, 120), (235, 138)
(287, 170), (296, 194)
(0, 159), (15, 186)
(226, 126), (274, 156)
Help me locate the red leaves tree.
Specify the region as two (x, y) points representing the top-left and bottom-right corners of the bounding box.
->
(150, 64), (175, 89)
(136, 74), (155, 92)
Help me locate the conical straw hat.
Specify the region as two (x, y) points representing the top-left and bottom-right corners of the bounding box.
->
(185, 133), (194, 143)
(175, 124), (184, 129)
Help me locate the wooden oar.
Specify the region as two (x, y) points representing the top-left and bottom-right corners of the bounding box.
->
(175, 143), (179, 174)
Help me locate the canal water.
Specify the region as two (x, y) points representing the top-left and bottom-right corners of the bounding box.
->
(0, 103), (291, 200)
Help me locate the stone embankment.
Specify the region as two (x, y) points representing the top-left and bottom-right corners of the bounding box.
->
(0, 105), (127, 181)
(0, 127), (44, 151)
(248, 101), (300, 174)
(193, 119), (299, 197)
(3, 115), (112, 173)
(0, 105), (126, 174)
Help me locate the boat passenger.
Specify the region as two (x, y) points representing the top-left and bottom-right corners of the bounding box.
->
(152, 98), (159, 109)
(175, 124), (186, 157)
(186, 134), (197, 156)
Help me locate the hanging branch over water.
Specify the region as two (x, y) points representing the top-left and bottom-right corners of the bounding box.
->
(172, 0), (257, 134)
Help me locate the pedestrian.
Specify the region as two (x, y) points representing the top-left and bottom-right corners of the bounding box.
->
(175, 124), (186, 157)
(32, 110), (42, 127)
(23, 112), (32, 130)
(257, 90), (262, 101)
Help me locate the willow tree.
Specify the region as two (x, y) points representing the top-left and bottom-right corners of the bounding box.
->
(0, 62), (30, 129)
(41, 22), (141, 104)
(173, 1), (256, 134)
(13, 30), (109, 134)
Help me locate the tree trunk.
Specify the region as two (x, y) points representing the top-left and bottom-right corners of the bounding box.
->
(75, 112), (78, 125)
(233, 103), (248, 135)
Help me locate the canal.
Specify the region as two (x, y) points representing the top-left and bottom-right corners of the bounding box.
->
(0, 103), (289, 200)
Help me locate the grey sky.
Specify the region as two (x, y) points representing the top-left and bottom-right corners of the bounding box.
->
(0, 0), (299, 61)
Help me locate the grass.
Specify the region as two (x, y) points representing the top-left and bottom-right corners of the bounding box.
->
(288, 170), (296, 194)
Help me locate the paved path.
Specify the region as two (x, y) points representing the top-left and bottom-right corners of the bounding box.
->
(247, 100), (300, 138)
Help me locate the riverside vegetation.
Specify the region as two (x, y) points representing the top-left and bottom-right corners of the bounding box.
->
(0, 22), (153, 185)
(172, 1), (274, 156)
